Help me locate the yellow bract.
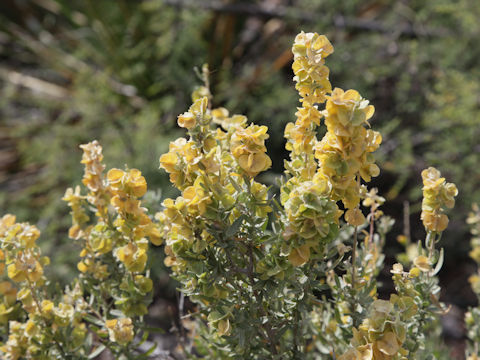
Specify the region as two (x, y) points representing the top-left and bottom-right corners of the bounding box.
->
(420, 167), (457, 232)
(315, 87), (381, 221)
(288, 244), (311, 267)
(116, 242), (147, 273)
(345, 208), (366, 227)
(177, 111), (196, 129)
(230, 124), (271, 177)
(105, 318), (134, 345)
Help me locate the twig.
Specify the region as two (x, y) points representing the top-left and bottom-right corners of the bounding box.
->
(246, 244), (278, 356)
(352, 225), (358, 290)
(27, 279), (68, 358)
(368, 206), (375, 246)
(226, 250), (249, 275)
(0, 67), (68, 99)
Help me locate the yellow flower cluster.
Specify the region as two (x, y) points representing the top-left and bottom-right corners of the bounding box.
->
(0, 215), (89, 358)
(282, 32), (383, 269)
(291, 31), (333, 103)
(157, 93), (276, 339)
(315, 88), (381, 223)
(159, 186), (218, 274)
(160, 137), (202, 189)
(105, 317), (134, 345)
(70, 143), (161, 277)
(160, 97), (223, 188)
(285, 32), (333, 180)
(281, 176), (340, 266)
(80, 140), (109, 216)
(230, 124), (271, 177)
(64, 141), (158, 318)
(0, 215), (45, 287)
(339, 298), (416, 360)
(281, 32), (343, 266)
(420, 167), (458, 232)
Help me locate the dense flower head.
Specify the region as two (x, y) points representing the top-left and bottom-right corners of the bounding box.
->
(108, 168), (147, 198)
(420, 167), (458, 232)
(61, 140), (156, 333)
(80, 140), (105, 191)
(105, 317), (134, 345)
(339, 298), (415, 360)
(230, 124), (271, 177)
(0, 216), (46, 288)
(78, 141), (110, 218)
(312, 88), (381, 225)
(116, 241), (148, 273)
(284, 32), (334, 182)
(281, 176), (340, 266)
(62, 186), (89, 240)
(160, 137), (202, 189)
(0, 212), (93, 358)
(292, 31), (333, 103)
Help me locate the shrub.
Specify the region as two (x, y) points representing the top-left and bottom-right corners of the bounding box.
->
(0, 31), (473, 360)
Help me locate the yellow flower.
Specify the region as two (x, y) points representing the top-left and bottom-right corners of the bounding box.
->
(420, 167), (457, 233)
(345, 208), (366, 226)
(117, 242), (147, 273)
(0, 214), (16, 237)
(41, 300), (54, 318)
(105, 318), (134, 345)
(288, 244), (311, 267)
(217, 318), (231, 336)
(159, 152), (178, 173)
(108, 168), (147, 198)
(237, 152), (272, 177)
(413, 255), (430, 272)
(79, 140), (105, 193)
(127, 169), (147, 197)
(376, 331), (400, 356)
(292, 32), (333, 102)
(182, 178), (212, 215)
(230, 124), (272, 177)
(54, 302), (74, 327)
(390, 263), (404, 275)
(177, 111), (196, 129)
(409, 267), (421, 278)
(7, 255), (43, 283)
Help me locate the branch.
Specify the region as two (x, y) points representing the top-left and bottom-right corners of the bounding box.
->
(245, 244), (279, 356)
(162, 0), (448, 38)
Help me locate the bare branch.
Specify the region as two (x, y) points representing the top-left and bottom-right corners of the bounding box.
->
(163, 0), (448, 38)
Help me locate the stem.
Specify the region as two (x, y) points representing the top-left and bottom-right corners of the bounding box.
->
(351, 225), (358, 290)
(27, 279), (68, 358)
(246, 244), (278, 356)
(426, 231), (436, 261)
(368, 206), (375, 246)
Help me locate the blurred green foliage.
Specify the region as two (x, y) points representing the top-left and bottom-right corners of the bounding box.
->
(0, 0), (479, 303)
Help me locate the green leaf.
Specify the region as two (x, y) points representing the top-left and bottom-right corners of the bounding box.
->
(84, 314), (105, 327)
(432, 248), (444, 275)
(143, 342), (158, 356)
(226, 215), (245, 238)
(88, 345), (106, 359)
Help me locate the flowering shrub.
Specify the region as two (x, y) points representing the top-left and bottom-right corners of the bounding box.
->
(0, 31), (469, 359)
(0, 141), (159, 358)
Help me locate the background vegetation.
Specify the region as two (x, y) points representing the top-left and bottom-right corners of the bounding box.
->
(0, 0), (479, 357)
